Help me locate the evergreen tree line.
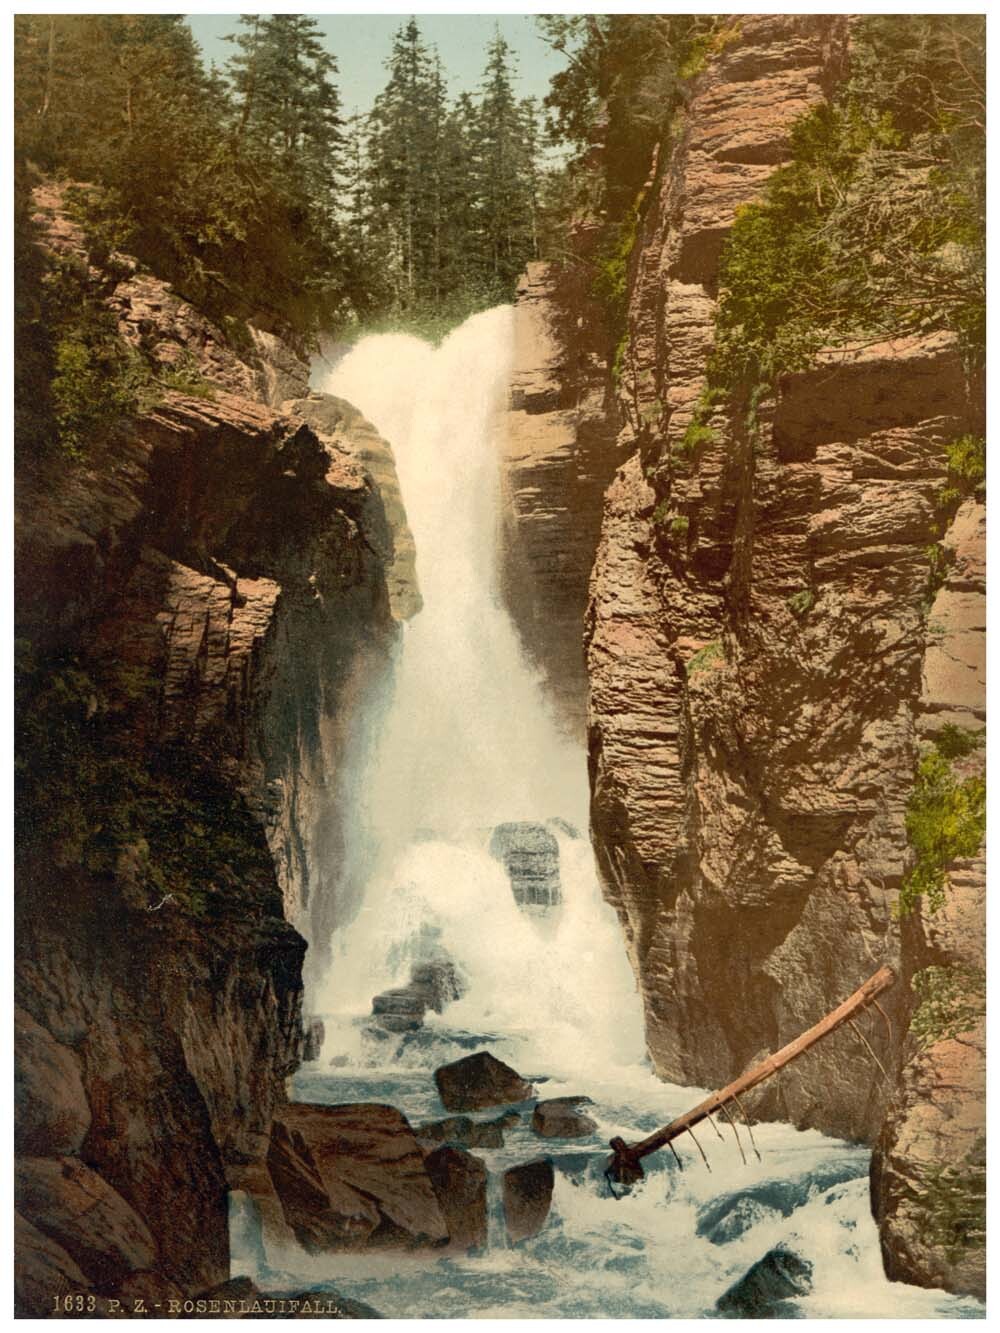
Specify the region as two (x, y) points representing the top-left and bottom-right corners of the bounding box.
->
(349, 18), (542, 328)
(14, 14), (542, 349)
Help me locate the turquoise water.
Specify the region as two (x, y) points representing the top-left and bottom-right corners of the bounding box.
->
(227, 1020), (984, 1320)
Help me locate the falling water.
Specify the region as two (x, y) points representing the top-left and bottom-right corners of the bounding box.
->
(310, 306), (646, 1079)
(234, 309), (983, 1320)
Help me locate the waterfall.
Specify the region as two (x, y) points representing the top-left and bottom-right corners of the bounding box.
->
(310, 307), (647, 1079)
(234, 308), (983, 1320)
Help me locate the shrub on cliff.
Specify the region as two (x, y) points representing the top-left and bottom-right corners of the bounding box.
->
(712, 15), (985, 393)
(897, 747), (985, 917)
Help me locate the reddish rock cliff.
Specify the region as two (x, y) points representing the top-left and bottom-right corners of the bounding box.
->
(15, 191), (412, 1312)
(500, 262), (619, 739)
(501, 14), (984, 1302)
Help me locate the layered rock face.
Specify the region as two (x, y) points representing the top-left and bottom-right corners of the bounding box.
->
(15, 193), (410, 1311)
(870, 497), (986, 1300)
(576, 11), (985, 1296)
(500, 262), (619, 739)
(585, 11), (985, 1143)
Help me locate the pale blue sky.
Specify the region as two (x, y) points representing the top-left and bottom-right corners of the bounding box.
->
(186, 14), (568, 119)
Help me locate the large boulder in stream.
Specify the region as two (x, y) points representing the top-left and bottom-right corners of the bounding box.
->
(502, 1158), (555, 1243)
(423, 1146), (488, 1253)
(434, 1051), (535, 1112)
(716, 1246), (813, 1317)
(265, 1104), (448, 1253)
(489, 823), (561, 908)
(531, 1096), (597, 1139)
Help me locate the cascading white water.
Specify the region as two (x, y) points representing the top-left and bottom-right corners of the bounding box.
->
(236, 308), (983, 1320)
(311, 306), (647, 1078)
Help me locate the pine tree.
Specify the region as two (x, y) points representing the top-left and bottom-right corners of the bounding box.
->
(474, 32), (538, 294)
(227, 14), (343, 198)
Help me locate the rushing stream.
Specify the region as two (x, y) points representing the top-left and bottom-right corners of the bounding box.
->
(231, 309), (982, 1319)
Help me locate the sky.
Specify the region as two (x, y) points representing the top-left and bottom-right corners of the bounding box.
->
(186, 14), (568, 119)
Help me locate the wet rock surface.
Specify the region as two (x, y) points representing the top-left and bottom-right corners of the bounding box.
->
(423, 1146), (488, 1253)
(415, 1112), (518, 1151)
(696, 1161), (865, 1244)
(265, 1103), (449, 1253)
(502, 1158), (556, 1243)
(716, 1246), (813, 1317)
(371, 958), (466, 1033)
(434, 1051), (535, 1112)
(371, 987), (427, 1033)
(489, 822), (562, 909)
(531, 1096), (597, 1140)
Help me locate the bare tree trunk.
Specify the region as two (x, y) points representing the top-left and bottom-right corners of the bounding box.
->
(608, 965), (896, 1184)
(40, 17), (56, 119)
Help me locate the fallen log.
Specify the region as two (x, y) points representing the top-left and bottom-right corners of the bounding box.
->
(607, 964), (896, 1188)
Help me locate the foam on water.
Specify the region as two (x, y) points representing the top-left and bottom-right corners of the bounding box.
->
(238, 310), (986, 1319)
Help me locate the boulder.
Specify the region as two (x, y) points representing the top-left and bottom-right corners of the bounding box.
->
(266, 1117), (376, 1253)
(370, 987), (426, 1033)
(14, 1211), (91, 1318)
(434, 1052), (534, 1112)
(531, 1096), (597, 1139)
(266, 1103), (448, 1253)
(716, 1247), (813, 1318)
(14, 1006), (91, 1156)
(423, 1146), (488, 1252)
(488, 823), (561, 908)
(696, 1160), (865, 1245)
(415, 1114), (513, 1150)
(502, 1158), (555, 1243)
(14, 1156), (157, 1289)
(301, 1019), (325, 1063)
(409, 959), (465, 1013)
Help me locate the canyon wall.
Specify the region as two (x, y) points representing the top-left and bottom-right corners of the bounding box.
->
(504, 14), (984, 1300)
(499, 262), (619, 740)
(14, 193), (412, 1313)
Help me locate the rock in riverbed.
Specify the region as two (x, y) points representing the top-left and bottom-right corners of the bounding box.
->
(265, 1104), (448, 1253)
(423, 1147), (487, 1253)
(489, 822), (561, 908)
(410, 959), (465, 1012)
(502, 1159), (555, 1243)
(716, 1246), (813, 1317)
(416, 1111), (519, 1150)
(434, 1052), (534, 1112)
(370, 988), (426, 1033)
(531, 1096), (597, 1139)
(371, 958), (466, 1032)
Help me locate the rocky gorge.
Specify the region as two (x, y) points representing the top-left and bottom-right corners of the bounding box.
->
(499, 12), (985, 1303)
(14, 11), (985, 1321)
(14, 189), (416, 1314)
